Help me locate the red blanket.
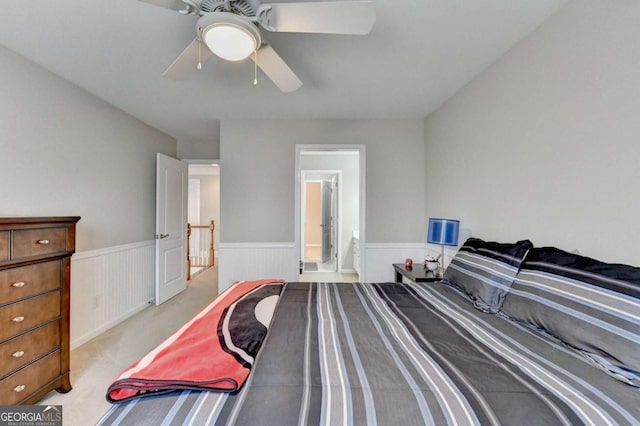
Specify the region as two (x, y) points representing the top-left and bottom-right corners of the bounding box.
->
(107, 279), (285, 402)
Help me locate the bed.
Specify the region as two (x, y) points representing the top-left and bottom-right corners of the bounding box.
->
(99, 239), (640, 425)
(98, 274), (639, 424)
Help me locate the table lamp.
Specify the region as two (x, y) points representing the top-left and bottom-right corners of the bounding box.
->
(427, 218), (460, 274)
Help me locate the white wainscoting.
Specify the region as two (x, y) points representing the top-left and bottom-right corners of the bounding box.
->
(364, 243), (459, 283)
(70, 240), (155, 349)
(364, 243), (426, 282)
(218, 242), (460, 289)
(218, 243), (298, 293)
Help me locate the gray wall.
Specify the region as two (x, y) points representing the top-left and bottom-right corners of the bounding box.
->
(190, 173), (220, 251)
(0, 46), (176, 251)
(177, 121), (220, 160)
(220, 119), (425, 244)
(423, 0), (640, 266)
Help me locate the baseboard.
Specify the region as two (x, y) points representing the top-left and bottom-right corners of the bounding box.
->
(71, 301), (151, 350)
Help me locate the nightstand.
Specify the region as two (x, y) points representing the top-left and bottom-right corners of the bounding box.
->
(393, 263), (441, 283)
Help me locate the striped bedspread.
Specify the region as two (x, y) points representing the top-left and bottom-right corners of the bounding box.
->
(99, 282), (639, 425)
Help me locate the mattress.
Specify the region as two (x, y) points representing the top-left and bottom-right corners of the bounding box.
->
(98, 281), (640, 425)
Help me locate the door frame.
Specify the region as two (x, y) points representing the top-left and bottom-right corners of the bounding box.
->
(294, 144), (366, 279)
(184, 159), (220, 275)
(300, 170), (341, 271)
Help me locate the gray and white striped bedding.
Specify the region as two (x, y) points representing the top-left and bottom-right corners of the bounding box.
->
(99, 282), (639, 425)
(501, 246), (640, 387)
(442, 238), (533, 313)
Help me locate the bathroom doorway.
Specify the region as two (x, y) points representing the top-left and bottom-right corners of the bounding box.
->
(301, 172), (340, 273)
(295, 145), (364, 283)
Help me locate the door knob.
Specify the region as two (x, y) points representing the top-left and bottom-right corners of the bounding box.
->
(157, 233), (170, 239)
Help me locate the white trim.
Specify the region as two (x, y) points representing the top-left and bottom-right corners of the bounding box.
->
(219, 242), (295, 249)
(182, 158), (220, 165)
(301, 169), (343, 272)
(301, 150), (360, 156)
(359, 146), (366, 281)
(365, 242), (427, 250)
(294, 144), (366, 281)
(72, 240), (154, 260)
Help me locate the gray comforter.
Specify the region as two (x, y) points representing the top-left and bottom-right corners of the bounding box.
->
(99, 282), (639, 425)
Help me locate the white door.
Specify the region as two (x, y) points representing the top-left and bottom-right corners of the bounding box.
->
(155, 153), (188, 305)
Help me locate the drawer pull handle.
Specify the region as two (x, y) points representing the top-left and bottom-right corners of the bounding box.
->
(37, 239), (50, 245)
(11, 316), (25, 323)
(13, 385), (26, 393)
(12, 350), (25, 358)
(12, 281), (26, 288)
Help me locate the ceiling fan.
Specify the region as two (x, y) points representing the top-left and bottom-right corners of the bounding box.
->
(140, 0), (376, 92)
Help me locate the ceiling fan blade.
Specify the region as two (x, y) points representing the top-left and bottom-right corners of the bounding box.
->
(163, 39), (213, 80)
(253, 45), (302, 93)
(258, 1), (375, 35)
(138, 0), (189, 13)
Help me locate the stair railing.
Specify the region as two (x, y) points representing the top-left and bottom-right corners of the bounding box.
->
(187, 219), (215, 280)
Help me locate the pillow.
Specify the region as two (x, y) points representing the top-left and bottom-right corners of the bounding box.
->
(442, 237), (533, 313)
(500, 247), (640, 386)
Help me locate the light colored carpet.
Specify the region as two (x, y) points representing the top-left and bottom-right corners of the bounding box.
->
(40, 265), (219, 426)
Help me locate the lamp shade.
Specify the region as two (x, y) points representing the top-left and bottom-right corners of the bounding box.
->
(203, 24), (257, 61)
(199, 13), (261, 62)
(427, 218), (460, 246)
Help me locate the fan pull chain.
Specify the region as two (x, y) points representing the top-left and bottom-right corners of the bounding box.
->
(197, 39), (203, 70)
(253, 49), (258, 86)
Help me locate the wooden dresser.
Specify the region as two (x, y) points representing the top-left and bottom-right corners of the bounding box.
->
(0, 217), (80, 405)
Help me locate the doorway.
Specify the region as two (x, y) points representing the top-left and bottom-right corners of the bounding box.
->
(295, 145), (365, 283)
(186, 163), (220, 281)
(301, 172), (340, 273)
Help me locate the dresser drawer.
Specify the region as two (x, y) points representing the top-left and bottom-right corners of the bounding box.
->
(12, 228), (67, 259)
(0, 321), (60, 379)
(0, 261), (61, 306)
(0, 232), (8, 261)
(0, 292), (60, 342)
(0, 350), (60, 405)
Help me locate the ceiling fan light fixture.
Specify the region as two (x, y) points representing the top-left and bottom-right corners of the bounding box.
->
(199, 13), (261, 62)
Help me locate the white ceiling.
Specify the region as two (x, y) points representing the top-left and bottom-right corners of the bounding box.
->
(0, 0), (566, 145)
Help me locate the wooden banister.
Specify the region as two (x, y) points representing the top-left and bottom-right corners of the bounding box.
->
(187, 223), (192, 280)
(186, 220), (215, 279)
(209, 219), (215, 266)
